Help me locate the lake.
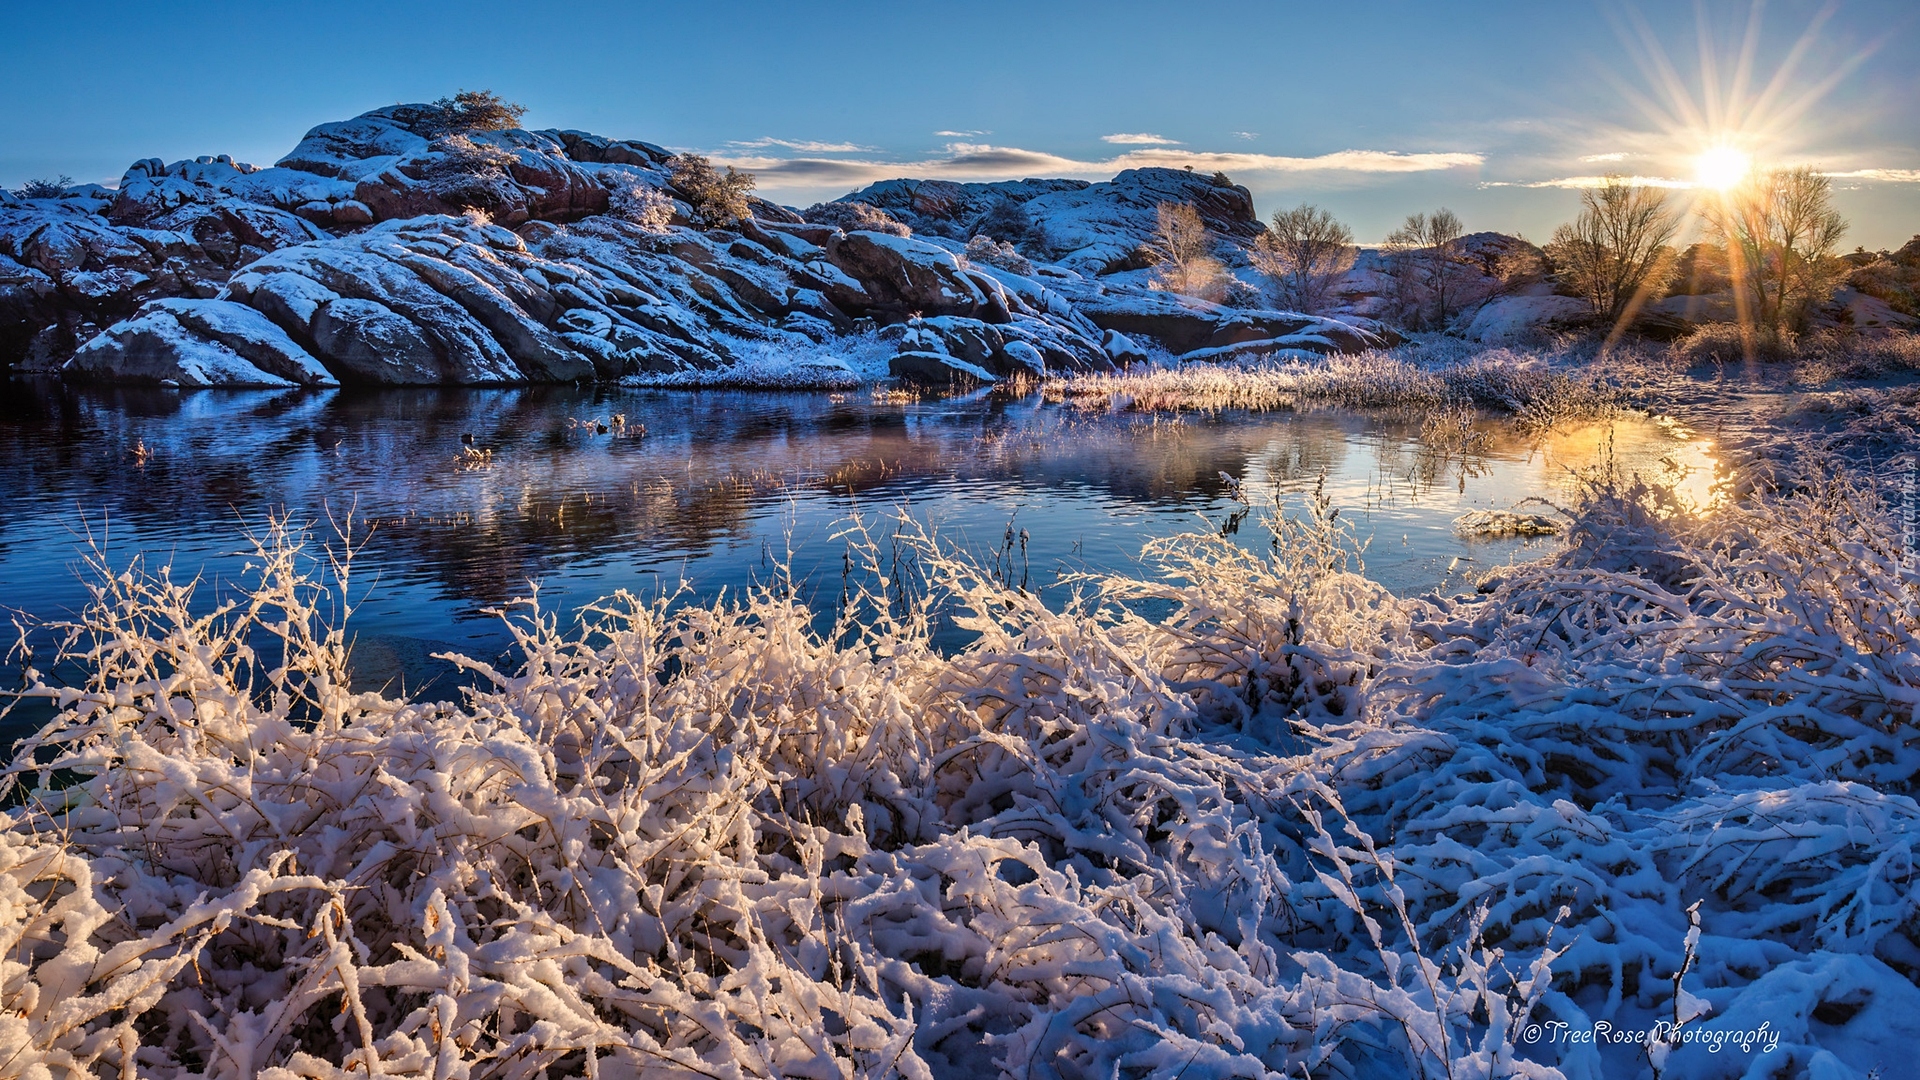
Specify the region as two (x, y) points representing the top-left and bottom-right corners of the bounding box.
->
(0, 378), (1717, 740)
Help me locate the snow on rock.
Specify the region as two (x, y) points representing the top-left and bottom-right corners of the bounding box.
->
(8, 102), (1387, 383)
(842, 167), (1265, 276)
(66, 298), (334, 386)
(1458, 293), (1591, 343)
(1047, 267), (1382, 358)
(223, 217), (595, 384)
(880, 313), (1111, 383)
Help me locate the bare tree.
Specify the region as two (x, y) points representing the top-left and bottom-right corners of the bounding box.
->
(1383, 208), (1468, 328)
(1146, 201), (1227, 300)
(1545, 176), (1681, 326)
(1708, 166), (1849, 336)
(1249, 203), (1357, 315)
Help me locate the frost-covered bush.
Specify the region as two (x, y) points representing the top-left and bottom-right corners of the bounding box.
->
(418, 135), (520, 209)
(606, 179), (675, 232)
(961, 234), (1033, 276)
(803, 200), (911, 237)
(6, 448), (1919, 1077)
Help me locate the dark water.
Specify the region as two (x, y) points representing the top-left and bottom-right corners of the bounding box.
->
(0, 378), (1716, 742)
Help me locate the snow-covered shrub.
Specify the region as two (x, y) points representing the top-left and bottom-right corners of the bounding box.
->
(607, 179), (675, 232)
(418, 135), (520, 209)
(962, 234), (1033, 276)
(803, 200), (911, 237)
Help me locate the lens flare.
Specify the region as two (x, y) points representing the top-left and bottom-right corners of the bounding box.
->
(1694, 145), (1752, 190)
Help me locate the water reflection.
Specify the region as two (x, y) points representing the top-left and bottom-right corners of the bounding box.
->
(1, 378), (1717, 738)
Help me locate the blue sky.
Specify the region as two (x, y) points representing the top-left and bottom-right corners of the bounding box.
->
(4, 0), (1916, 246)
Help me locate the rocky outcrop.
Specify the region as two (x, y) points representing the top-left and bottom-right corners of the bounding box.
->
(840, 168), (1265, 276)
(0, 184), (314, 370)
(9, 102), (1388, 386)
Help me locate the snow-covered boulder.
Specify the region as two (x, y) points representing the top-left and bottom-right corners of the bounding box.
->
(1047, 269), (1382, 358)
(65, 298), (336, 386)
(841, 167), (1265, 277)
(821, 231), (1012, 322)
(880, 313), (1112, 384)
(222, 217), (598, 384)
(1457, 293), (1591, 343)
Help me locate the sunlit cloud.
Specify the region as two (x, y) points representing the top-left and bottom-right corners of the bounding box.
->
(932, 129), (988, 137)
(726, 137), (873, 153)
(1580, 152), (1633, 162)
(1483, 162), (1920, 191)
(714, 143), (1485, 190)
(1821, 168), (1920, 183)
(1102, 132), (1181, 145)
(1481, 175), (1696, 189)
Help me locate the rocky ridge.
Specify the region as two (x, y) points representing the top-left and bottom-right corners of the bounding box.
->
(2, 105), (1380, 388)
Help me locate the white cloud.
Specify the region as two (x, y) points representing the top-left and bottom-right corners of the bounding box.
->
(1483, 166), (1920, 190)
(1481, 174), (1696, 189)
(710, 143), (1486, 191)
(727, 137), (873, 153)
(932, 129), (988, 137)
(1579, 152), (1632, 163)
(1101, 132), (1181, 145)
(1821, 168), (1920, 183)
(1230, 131), (1259, 141)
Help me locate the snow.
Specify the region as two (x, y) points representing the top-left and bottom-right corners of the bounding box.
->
(67, 304), (301, 386)
(1460, 294), (1591, 342)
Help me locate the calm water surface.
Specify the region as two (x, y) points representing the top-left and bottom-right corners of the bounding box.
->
(0, 379), (1716, 739)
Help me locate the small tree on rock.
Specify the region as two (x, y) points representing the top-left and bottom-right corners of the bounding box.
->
(1545, 175), (1681, 326)
(1708, 166), (1848, 336)
(415, 90), (528, 137)
(1146, 201), (1227, 300)
(1249, 203), (1357, 315)
(668, 154), (756, 230)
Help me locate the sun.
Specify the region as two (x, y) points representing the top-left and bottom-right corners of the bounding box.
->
(1694, 145), (1752, 191)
